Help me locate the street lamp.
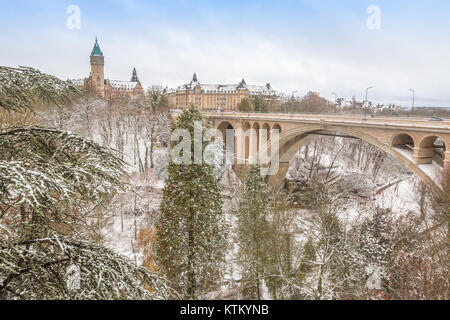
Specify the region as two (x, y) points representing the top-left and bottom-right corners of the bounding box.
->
(364, 86), (373, 120)
(409, 89), (415, 113)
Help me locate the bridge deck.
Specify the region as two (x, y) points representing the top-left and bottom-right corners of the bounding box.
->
(200, 111), (450, 132)
(170, 110), (450, 189)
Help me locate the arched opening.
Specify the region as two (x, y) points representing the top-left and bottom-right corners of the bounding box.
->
(273, 123), (281, 134)
(217, 121), (236, 164)
(391, 133), (416, 163)
(217, 121), (232, 144)
(419, 135), (446, 166)
(392, 133), (415, 149)
(267, 127), (440, 192)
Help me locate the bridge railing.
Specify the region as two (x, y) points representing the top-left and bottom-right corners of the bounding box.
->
(198, 110), (450, 126)
(199, 109), (449, 120)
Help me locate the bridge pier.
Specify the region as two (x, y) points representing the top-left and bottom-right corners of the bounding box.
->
(444, 151), (450, 171)
(185, 111), (450, 191)
(249, 128), (259, 164)
(413, 147), (435, 165)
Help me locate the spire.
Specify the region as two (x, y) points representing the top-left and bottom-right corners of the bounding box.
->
(189, 73), (199, 88)
(131, 67), (139, 82)
(238, 78), (247, 89)
(91, 37), (103, 56)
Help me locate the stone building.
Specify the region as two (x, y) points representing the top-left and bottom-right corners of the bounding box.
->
(165, 73), (277, 111)
(71, 38), (144, 101)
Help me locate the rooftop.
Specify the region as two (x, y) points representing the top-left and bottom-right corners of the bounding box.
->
(109, 79), (138, 91)
(177, 73), (276, 95)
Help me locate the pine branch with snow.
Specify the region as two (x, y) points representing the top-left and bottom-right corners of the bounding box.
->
(0, 66), (81, 113)
(0, 67), (177, 300)
(0, 225), (177, 300)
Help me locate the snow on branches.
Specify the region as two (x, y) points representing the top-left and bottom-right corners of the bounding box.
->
(0, 226), (177, 300)
(0, 66), (177, 300)
(0, 66), (81, 113)
(0, 126), (127, 224)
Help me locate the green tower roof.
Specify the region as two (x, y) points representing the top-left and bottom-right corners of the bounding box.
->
(91, 37), (103, 56)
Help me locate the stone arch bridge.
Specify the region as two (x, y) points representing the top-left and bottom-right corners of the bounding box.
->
(171, 111), (450, 191)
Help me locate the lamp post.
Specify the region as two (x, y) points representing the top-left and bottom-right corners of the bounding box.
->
(364, 86), (373, 120)
(410, 89), (415, 113)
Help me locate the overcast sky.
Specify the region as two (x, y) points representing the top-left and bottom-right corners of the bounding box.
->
(1, 0), (450, 106)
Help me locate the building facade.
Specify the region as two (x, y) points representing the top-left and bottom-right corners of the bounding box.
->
(71, 38), (144, 101)
(165, 73), (277, 111)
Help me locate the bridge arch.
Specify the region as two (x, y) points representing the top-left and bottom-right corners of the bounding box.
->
(418, 135), (447, 166)
(217, 121), (234, 141)
(217, 121), (236, 161)
(391, 132), (416, 148)
(272, 123), (282, 133)
(266, 125), (440, 192)
(418, 135), (447, 150)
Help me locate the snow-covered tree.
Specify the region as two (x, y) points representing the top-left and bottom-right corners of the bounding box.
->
(0, 228), (176, 300)
(0, 66), (80, 113)
(0, 66), (175, 300)
(236, 163), (271, 299)
(155, 107), (227, 299)
(355, 208), (393, 274)
(264, 188), (305, 300)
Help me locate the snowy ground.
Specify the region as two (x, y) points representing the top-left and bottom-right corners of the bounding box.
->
(393, 146), (442, 181)
(35, 102), (444, 299)
(101, 170), (165, 266)
(99, 134), (435, 299)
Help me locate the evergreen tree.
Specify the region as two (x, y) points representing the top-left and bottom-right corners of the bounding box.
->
(236, 163), (270, 299)
(355, 207), (394, 290)
(253, 96), (268, 113)
(265, 191), (302, 300)
(155, 107), (227, 299)
(0, 66), (174, 300)
(239, 98), (252, 112)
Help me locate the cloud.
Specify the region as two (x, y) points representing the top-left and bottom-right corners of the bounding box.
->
(1, 0), (449, 106)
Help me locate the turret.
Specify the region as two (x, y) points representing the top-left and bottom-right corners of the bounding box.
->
(90, 37), (105, 97)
